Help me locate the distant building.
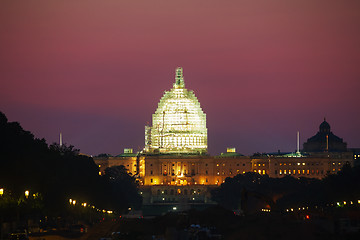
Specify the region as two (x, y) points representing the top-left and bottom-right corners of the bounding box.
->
(303, 119), (347, 152)
(93, 68), (355, 214)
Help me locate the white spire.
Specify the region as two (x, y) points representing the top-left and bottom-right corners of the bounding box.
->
(60, 132), (63, 146)
(296, 131), (300, 154)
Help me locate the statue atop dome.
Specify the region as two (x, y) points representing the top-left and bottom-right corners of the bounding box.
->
(173, 67), (185, 89)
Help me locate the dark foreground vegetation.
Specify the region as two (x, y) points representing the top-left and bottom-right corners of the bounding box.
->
(0, 111), (141, 237)
(212, 162), (360, 214)
(79, 205), (360, 240)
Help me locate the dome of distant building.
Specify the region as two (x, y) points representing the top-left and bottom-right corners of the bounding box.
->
(319, 119), (331, 133)
(303, 118), (347, 152)
(144, 67), (207, 154)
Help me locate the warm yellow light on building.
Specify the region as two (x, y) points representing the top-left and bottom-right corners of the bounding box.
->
(145, 67), (207, 154)
(25, 190), (29, 198)
(0, 188), (3, 196)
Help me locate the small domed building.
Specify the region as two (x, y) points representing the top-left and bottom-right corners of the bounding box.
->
(303, 118), (347, 152)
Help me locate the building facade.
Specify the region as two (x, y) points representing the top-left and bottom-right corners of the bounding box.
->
(94, 68), (354, 213)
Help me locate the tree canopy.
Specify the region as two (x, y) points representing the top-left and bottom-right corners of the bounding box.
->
(0, 111), (141, 218)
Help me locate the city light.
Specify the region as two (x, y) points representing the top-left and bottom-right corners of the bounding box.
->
(25, 190), (29, 198)
(0, 188), (3, 196)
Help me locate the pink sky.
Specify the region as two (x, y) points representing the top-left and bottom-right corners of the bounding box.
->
(1, 0), (360, 155)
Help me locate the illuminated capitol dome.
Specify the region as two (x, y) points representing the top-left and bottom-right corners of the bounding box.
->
(145, 67), (207, 154)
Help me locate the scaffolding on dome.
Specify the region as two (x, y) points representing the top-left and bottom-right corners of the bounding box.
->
(144, 67), (208, 154)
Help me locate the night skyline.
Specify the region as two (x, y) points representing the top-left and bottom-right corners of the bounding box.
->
(1, 0), (360, 156)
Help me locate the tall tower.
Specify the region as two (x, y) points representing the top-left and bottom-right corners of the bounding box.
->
(145, 67), (207, 154)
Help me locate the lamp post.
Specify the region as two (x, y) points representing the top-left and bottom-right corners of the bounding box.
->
(0, 188), (3, 196)
(25, 190), (29, 199)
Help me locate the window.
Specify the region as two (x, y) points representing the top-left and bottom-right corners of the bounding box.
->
(150, 164), (153, 166)
(150, 179), (153, 183)
(150, 170), (153, 175)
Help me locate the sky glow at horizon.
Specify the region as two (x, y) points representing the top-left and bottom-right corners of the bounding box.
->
(1, 0), (360, 155)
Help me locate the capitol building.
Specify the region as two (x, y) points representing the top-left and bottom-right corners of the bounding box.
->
(94, 67), (357, 212)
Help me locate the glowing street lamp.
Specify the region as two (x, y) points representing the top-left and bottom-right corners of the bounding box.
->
(0, 188), (3, 196)
(25, 190), (29, 198)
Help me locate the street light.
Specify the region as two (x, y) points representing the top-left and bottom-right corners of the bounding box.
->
(25, 190), (29, 198)
(0, 188), (3, 196)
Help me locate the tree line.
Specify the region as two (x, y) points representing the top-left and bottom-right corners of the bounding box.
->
(0, 111), (141, 223)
